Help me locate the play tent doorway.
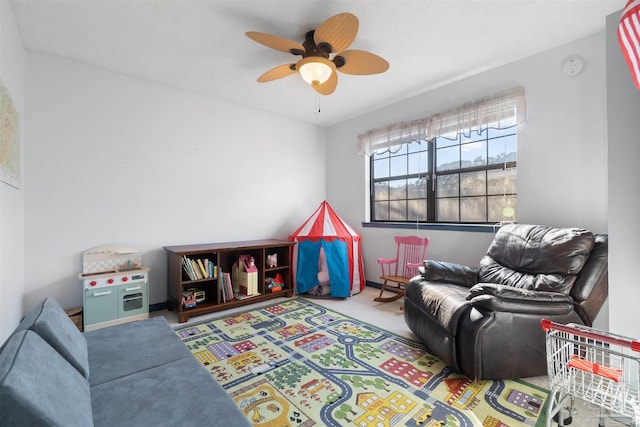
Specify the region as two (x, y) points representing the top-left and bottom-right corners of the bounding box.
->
(289, 201), (365, 297)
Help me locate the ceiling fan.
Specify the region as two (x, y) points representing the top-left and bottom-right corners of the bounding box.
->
(246, 12), (389, 95)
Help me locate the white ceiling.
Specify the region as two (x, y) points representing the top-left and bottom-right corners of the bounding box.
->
(11, 0), (624, 127)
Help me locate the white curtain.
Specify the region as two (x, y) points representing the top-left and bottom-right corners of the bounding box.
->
(358, 87), (526, 156)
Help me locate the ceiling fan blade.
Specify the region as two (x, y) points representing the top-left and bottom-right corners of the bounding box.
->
(334, 50), (389, 75)
(246, 31), (304, 54)
(257, 64), (296, 82)
(314, 13), (358, 53)
(312, 71), (338, 95)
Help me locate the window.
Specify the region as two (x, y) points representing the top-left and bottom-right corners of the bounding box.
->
(371, 126), (516, 224)
(370, 126), (517, 224)
(360, 87), (524, 226)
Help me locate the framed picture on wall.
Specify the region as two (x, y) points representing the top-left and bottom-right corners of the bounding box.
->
(0, 78), (20, 189)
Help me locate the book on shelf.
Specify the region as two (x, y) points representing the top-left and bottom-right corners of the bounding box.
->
(181, 255), (216, 281)
(181, 256), (196, 280)
(218, 271), (235, 303)
(197, 258), (207, 278)
(225, 273), (234, 302)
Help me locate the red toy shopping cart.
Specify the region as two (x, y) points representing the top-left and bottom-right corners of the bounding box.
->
(541, 319), (640, 426)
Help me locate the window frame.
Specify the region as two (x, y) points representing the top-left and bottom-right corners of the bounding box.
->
(369, 126), (517, 225)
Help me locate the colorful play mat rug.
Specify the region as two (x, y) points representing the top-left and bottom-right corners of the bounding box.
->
(175, 298), (549, 427)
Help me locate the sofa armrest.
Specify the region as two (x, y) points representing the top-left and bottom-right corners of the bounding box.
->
(419, 260), (478, 288)
(467, 283), (574, 315)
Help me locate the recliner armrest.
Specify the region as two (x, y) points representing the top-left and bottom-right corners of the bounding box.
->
(467, 283), (574, 315)
(419, 260), (478, 287)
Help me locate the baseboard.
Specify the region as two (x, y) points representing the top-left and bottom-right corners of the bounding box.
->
(366, 280), (403, 294)
(149, 301), (168, 312)
(366, 280), (383, 289)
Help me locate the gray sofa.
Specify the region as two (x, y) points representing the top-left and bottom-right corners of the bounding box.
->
(0, 298), (251, 427)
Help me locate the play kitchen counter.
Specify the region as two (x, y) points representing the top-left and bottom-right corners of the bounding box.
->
(164, 239), (294, 323)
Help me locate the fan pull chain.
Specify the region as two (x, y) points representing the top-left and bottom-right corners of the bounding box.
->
(314, 94), (321, 114)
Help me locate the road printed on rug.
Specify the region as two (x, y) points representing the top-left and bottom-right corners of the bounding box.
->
(176, 298), (548, 427)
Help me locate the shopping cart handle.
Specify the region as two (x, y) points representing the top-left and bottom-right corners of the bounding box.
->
(540, 318), (553, 332)
(540, 318), (640, 352)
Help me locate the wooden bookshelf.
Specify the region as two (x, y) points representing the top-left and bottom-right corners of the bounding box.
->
(163, 239), (295, 323)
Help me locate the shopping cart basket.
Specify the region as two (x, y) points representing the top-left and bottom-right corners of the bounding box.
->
(541, 319), (640, 426)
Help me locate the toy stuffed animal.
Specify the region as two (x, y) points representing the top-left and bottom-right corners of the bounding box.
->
(266, 253), (278, 268)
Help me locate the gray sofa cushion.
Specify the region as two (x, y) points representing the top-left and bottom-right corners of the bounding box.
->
(9, 297), (90, 379)
(0, 331), (94, 427)
(85, 316), (193, 386)
(90, 356), (251, 427)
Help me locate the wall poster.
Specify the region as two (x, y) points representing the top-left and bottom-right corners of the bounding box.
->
(0, 78), (19, 188)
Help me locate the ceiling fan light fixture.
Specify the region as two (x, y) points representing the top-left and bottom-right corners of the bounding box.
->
(297, 57), (335, 86)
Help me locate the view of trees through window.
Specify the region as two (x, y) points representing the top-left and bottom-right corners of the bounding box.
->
(371, 126), (517, 224)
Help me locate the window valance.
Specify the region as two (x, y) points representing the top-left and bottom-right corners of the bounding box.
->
(358, 87), (526, 156)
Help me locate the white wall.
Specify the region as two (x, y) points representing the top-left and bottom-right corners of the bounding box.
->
(0, 1), (25, 344)
(327, 33), (609, 326)
(22, 52), (326, 319)
(606, 10), (640, 340)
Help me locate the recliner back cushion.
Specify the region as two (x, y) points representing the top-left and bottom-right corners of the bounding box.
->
(478, 224), (595, 293)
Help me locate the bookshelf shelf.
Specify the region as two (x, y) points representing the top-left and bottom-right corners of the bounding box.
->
(163, 239), (295, 323)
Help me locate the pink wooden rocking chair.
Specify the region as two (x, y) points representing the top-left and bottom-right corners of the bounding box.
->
(374, 235), (429, 303)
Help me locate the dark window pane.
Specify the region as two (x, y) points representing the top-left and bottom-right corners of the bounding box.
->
(407, 177), (427, 199)
(437, 174), (459, 197)
(437, 146), (460, 171)
(374, 181), (389, 200)
(488, 195), (517, 222)
(488, 134), (517, 165)
(487, 169), (504, 196)
(408, 199), (427, 221)
(437, 198), (459, 222)
(460, 197), (487, 222)
(460, 171), (486, 196)
(389, 200), (407, 221)
(408, 151), (428, 175)
(487, 168), (516, 196)
(505, 167), (517, 194)
(373, 158), (389, 179)
(461, 141), (487, 168)
(390, 155), (408, 176)
(389, 179), (407, 200)
(374, 201), (389, 221)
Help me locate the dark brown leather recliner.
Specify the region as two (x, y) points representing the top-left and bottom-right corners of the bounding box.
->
(404, 223), (608, 380)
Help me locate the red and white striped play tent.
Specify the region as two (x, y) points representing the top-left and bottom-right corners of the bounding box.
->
(289, 201), (365, 297)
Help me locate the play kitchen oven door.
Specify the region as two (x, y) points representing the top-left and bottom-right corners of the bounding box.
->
(121, 281), (146, 315)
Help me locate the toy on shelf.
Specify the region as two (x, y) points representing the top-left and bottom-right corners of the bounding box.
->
(264, 277), (283, 293)
(181, 291), (196, 308)
(233, 255), (258, 296)
(187, 288), (205, 303)
(266, 253), (278, 268)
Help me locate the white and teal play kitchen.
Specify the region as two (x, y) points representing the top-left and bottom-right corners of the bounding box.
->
(79, 244), (150, 331)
